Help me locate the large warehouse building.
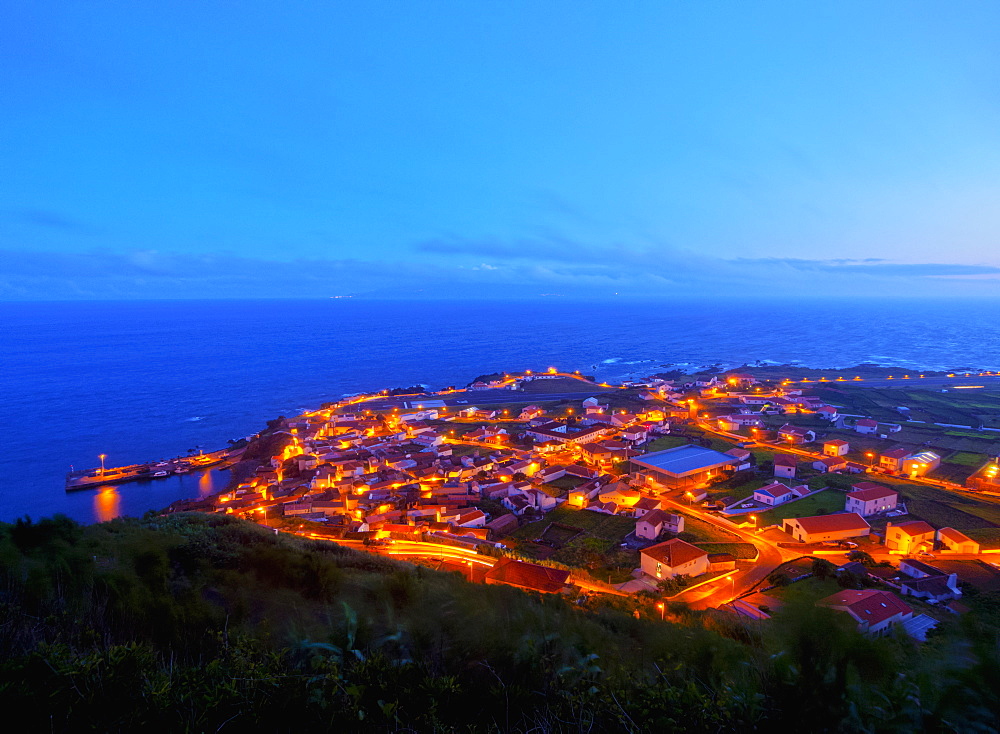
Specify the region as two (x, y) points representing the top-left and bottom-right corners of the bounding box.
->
(630, 444), (740, 490)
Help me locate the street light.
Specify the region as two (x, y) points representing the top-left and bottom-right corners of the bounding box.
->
(99, 454), (106, 477)
(727, 575), (735, 598)
(655, 602), (665, 620)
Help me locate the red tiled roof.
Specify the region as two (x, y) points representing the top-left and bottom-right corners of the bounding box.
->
(856, 419), (878, 427)
(641, 538), (707, 568)
(890, 520), (935, 536)
(852, 481), (887, 492)
(937, 527), (974, 544)
(756, 482), (794, 498)
(638, 509), (671, 526)
(774, 454), (798, 467)
(792, 512), (870, 534)
(847, 487), (898, 502)
(485, 557), (570, 593)
(819, 589), (911, 626)
(824, 439), (849, 447)
(881, 448), (910, 460)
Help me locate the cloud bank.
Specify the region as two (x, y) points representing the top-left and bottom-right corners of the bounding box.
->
(2, 241), (999, 301)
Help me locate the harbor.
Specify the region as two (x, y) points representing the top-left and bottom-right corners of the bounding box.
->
(65, 448), (241, 491)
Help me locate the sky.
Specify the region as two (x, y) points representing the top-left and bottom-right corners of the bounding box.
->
(3, 1), (1000, 300)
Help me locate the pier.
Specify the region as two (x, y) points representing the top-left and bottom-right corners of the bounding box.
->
(65, 448), (238, 491)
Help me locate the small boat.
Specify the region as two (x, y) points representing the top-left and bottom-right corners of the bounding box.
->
(173, 466), (190, 474)
(152, 470), (170, 477)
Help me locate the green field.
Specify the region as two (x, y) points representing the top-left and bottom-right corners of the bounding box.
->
(675, 511), (741, 543)
(949, 452), (992, 467)
(511, 506), (635, 552)
(711, 474), (771, 501)
(643, 435), (690, 453)
(756, 490), (841, 525)
(695, 542), (758, 559)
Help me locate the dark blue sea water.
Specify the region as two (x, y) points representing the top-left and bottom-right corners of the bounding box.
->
(2, 298), (999, 524)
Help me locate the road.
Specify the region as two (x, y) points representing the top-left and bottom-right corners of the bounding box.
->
(657, 494), (790, 608)
(785, 374), (1000, 390)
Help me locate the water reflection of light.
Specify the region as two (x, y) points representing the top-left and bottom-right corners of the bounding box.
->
(198, 470), (215, 497)
(94, 488), (121, 523)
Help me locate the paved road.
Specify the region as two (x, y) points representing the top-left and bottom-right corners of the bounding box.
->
(790, 374), (1000, 390)
(657, 494), (791, 608)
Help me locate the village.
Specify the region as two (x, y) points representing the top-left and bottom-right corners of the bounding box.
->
(169, 367), (1000, 640)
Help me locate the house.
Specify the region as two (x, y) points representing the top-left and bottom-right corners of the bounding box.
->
(632, 496), (663, 517)
(501, 494), (532, 516)
(898, 558), (962, 602)
(597, 482), (641, 508)
(823, 439), (850, 456)
(813, 456), (848, 473)
(902, 451), (941, 477)
(708, 553), (737, 572)
(519, 405), (546, 420)
(622, 425), (649, 443)
(718, 414), (764, 432)
(753, 481), (799, 506)
(878, 448), (910, 473)
(817, 589), (913, 636)
(484, 513), (519, 538)
(778, 424), (815, 444)
(525, 421), (611, 446)
(724, 448), (752, 471)
(936, 527), (980, 554)
(630, 444), (740, 490)
(640, 538), (710, 580)
(635, 509), (684, 540)
(817, 405), (839, 421)
(854, 418), (878, 434)
(783, 513), (871, 543)
(773, 454), (798, 479)
(885, 520), (936, 554)
(455, 509), (487, 528)
(845, 485), (898, 517)
(484, 557), (571, 594)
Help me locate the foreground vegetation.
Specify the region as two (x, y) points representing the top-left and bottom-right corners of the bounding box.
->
(1, 513), (999, 732)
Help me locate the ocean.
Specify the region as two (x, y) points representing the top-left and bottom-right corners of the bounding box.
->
(2, 297), (999, 524)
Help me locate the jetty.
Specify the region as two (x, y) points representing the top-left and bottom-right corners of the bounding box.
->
(65, 448), (238, 491)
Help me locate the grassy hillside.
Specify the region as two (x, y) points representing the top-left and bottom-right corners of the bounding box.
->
(1, 513), (998, 732)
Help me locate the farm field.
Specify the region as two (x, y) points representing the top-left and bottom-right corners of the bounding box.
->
(510, 506), (636, 556)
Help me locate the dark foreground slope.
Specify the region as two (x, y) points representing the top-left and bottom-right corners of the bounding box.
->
(0, 514), (997, 732)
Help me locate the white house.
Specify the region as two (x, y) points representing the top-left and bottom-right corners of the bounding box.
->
(844, 485), (898, 517)
(823, 439), (850, 457)
(854, 419), (878, 434)
(753, 481), (799, 506)
(774, 454), (798, 479)
(635, 509), (684, 540)
(640, 538), (709, 580)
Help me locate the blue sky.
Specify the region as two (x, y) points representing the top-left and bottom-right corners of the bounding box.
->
(3, 1), (1000, 299)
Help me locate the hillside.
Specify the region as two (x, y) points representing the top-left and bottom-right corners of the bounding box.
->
(1, 513), (997, 732)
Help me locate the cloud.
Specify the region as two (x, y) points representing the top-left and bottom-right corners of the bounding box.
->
(6, 208), (98, 234)
(734, 258), (1000, 277)
(1, 245), (999, 301)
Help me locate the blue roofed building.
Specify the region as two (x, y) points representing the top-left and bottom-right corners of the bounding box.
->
(630, 444), (740, 490)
